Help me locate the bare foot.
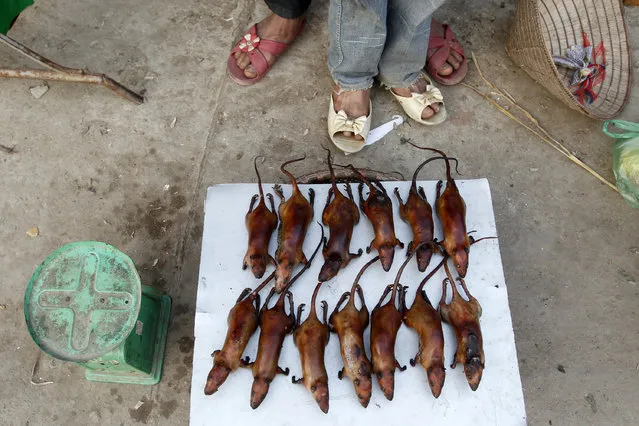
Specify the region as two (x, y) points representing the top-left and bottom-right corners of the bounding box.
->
(391, 78), (442, 120)
(436, 50), (463, 76)
(233, 14), (305, 79)
(332, 86), (371, 141)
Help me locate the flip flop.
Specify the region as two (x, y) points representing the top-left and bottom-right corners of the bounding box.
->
(425, 19), (468, 86)
(227, 21), (305, 86)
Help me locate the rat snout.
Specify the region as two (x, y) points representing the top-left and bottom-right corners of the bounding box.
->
(274, 262), (292, 293)
(426, 364), (446, 398)
(415, 245), (433, 272)
(250, 256), (268, 279)
(204, 365), (230, 395)
(376, 370), (395, 401)
(318, 259), (341, 282)
(378, 246), (395, 272)
(250, 377), (271, 409)
(453, 249), (469, 278)
(353, 376), (372, 408)
(464, 357), (484, 391)
(311, 382), (330, 414)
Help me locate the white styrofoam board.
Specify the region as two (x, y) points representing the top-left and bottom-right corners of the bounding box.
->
(191, 180), (527, 426)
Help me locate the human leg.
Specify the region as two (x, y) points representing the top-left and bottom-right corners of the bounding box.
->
(378, 0), (446, 122)
(327, 0), (387, 150)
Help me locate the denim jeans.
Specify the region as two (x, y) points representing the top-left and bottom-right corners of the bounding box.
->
(265, 0), (311, 19)
(328, 0), (446, 90)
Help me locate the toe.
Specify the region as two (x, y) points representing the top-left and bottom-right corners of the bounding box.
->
(421, 103), (441, 120)
(236, 53), (250, 70)
(421, 107), (435, 120)
(447, 55), (461, 71)
(451, 50), (464, 64)
(244, 64), (258, 79)
(438, 63), (453, 76)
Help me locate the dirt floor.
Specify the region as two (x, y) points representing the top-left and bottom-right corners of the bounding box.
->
(1, 0), (639, 424)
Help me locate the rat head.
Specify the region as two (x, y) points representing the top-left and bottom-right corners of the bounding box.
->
(426, 364), (446, 398)
(451, 246), (469, 277)
(250, 377), (271, 409)
(353, 375), (372, 407)
(376, 370), (396, 401)
(378, 246), (396, 272)
(415, 244), (433, 272)
(464, 357), (484, 391)
(463, 333), (483, 390)
(274, 259), (293, 292)
(249, 254), (269, 279)
(318, 255), (342, 282)
(204, 365), (230, 395)
(311, 381), (330, 414)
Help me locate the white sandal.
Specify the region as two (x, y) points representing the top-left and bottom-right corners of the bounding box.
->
(390, 75), (447, 125)
(328, 94), (372, 154)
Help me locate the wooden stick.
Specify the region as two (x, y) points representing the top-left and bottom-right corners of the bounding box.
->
(465, 54), (618, 193)
(0, 33), (144, 104)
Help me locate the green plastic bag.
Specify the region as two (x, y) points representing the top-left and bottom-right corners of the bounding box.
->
(0, 0), (34, 34)
(603, 120), (639, 209)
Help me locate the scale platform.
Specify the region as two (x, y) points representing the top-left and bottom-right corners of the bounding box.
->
(190, 180), (527, 425)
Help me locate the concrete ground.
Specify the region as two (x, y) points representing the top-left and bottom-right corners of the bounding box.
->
(1, 0), (638, 424)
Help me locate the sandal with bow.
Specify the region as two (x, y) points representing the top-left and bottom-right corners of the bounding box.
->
(227, 21), (305, 86)
(328, 91), (372, 154)
(390, 75), (447, 125)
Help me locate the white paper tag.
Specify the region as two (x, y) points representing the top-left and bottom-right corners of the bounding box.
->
(365, 115), (404, 146)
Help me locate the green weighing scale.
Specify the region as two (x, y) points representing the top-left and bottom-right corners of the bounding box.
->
(24, 241), (171, 385)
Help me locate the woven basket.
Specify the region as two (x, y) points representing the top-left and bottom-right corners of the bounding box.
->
(506, 0), (633, 119)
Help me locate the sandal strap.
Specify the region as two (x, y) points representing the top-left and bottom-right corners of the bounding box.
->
(426, 21), (465, 74)
(229, 23), (301, 78)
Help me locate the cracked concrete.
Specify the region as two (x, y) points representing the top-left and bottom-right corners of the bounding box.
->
(1, 0), (639, 424)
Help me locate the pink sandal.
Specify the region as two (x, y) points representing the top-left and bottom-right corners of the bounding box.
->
(425, 19), (468, 86)
(227, 22), (305, 86)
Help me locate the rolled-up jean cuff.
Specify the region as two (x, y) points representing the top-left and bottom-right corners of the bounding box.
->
(331, 77), (374, 92)
(378, 72), (423, 89)
(265, 0), (311, 19)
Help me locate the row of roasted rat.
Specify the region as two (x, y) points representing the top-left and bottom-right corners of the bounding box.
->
(205, 233), (484, 413)
(205, 145), (492, 412)
(243, 144), (490, 291)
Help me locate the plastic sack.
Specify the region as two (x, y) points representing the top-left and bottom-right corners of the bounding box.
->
(603, 120), (639, 209)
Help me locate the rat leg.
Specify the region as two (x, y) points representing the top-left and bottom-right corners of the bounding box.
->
(395, 359), (407, 372)
(345, 183), (355, 201)
(267, 193), (276, 213)
(375, 284), (393, 309)
(418, 186), (427, 200)
(277, 366), (290, 375)
(295, 304), (305, 327)
(308, 188), (315, 207)
(286, 291), (296, 326)
(291, 376), (304, 384)
(236, 288), (252, 303)
(247, 194), (258, 213)
(393, 187), (405, 207)
(357, 182), (365, 210)
(273, 184), (285, 202)
(261, 288), (277, 315)
(324, 188), (333, 211)
(240, 356), (254, 368)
